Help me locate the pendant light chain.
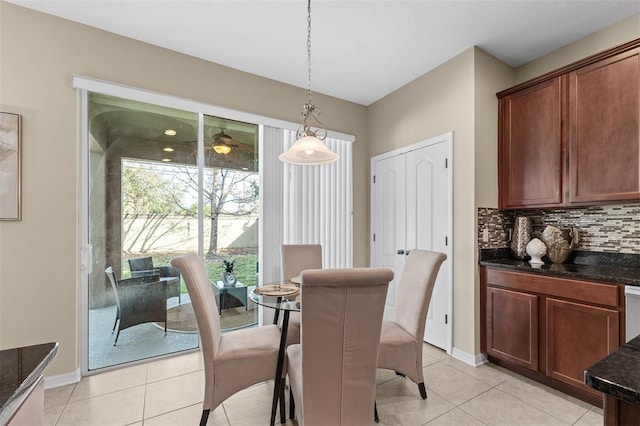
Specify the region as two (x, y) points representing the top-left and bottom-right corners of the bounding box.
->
(279, 0), (338, 164)
(306, 0), (313, 105)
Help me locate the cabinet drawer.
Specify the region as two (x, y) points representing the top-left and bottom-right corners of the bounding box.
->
(486, 269), (619, 307)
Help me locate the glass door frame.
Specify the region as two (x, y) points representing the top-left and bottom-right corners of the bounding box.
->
(75, 76), (280, 376)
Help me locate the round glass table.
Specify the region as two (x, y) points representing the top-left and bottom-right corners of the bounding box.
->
(249, 285), (300, 426)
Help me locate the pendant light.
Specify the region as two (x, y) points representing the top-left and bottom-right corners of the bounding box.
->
(279, 0), (338, 166)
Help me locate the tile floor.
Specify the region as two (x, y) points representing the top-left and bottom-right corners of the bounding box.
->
(44, 343), (603, 426)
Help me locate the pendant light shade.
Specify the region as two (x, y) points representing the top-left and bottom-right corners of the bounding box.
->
(278, 135), (338, 165)
(280, 0), (338, 166)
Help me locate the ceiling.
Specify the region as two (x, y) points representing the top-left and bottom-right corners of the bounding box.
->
(7, 1), (640, 106)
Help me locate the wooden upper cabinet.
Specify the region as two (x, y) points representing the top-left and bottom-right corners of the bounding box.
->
(568, 47), (640, 204)
(499, 77), (564, 208)
(498, 39), (640, 209)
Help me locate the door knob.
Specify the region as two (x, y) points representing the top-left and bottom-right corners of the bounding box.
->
(397, 249), (405, 255)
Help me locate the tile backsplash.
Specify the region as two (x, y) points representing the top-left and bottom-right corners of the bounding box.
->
(478, 204), (640, 254)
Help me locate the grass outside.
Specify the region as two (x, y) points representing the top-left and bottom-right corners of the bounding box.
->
(123, 251), (258, 293)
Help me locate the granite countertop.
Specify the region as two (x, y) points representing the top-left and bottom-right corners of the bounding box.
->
(585, 334), (640, 405)
(0, 342), (58, 425)
(480, 249), (640, 287)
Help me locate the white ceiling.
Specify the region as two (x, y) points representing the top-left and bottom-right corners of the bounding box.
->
(7, 0), (640, 106)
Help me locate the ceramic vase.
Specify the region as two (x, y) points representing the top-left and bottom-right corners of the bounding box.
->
(510, 216), (532, 260)
(541, 225), (579, 263)
(222, 271), (237, 287)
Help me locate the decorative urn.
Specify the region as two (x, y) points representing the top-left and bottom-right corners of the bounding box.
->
(541, 225), (578, 264)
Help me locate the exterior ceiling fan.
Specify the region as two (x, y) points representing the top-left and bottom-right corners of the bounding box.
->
(211, 129), (238, 155)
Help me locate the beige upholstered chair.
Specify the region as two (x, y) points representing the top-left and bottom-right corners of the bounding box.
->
(171, 253), (281, 426)
(281, 244), (322, 346)
(377, 249), (447, 399)
(287, 267), (393, 425)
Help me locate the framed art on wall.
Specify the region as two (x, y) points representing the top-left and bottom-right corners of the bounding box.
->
(0, 112), (21, 220)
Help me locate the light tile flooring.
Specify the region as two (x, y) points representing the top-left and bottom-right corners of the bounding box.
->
(44, 343), (603, 426)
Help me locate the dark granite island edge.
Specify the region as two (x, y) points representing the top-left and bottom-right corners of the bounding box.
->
(0, 342), (58, 425)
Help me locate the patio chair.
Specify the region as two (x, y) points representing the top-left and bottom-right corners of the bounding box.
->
(105, 267), (167, 345)
(128, 256), (182, 304)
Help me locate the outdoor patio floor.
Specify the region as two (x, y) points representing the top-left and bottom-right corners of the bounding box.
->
(88, 294), (200, 371)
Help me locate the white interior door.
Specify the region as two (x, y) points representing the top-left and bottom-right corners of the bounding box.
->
(371, 133), (452, 353)
(371, 154), (406, 319)
(406, 142), (450, 350)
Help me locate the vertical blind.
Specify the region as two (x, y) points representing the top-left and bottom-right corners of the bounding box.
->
(282, 130), (353, 268)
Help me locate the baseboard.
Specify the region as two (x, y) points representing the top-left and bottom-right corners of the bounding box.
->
(44, 369), (81, 390)
(451, 348), (489, 367)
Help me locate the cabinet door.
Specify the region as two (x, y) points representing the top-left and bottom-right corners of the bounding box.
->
(487, 287), (538, 371)
(499, 77), (564, 208)
(568, 47), (640, 204)
(546, 298), (619, 396)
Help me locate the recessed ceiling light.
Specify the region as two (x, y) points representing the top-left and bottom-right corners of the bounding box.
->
(164, 129), (177, 136)
(163, 147), (175, 152)
(162, 158), (172, 162)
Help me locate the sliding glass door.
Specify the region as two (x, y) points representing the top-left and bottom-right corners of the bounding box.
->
(86, 93), (258, 371)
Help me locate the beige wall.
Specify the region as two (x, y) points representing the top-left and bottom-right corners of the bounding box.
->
(515, 13), (640, 84)
(366, 14), (639, 357)
(1, 1), (638, 378)
(368, 48), (480, 355)
(473, 49), (514, 350)
(0, 2), (367, 376)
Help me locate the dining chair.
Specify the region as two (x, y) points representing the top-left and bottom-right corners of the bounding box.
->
(129, 256), (182, 304)
(104, 267), (167, 346)
(287, 267), (393, 425)
(281, 244), (322, 346)
(171, 253), (281, 426)
(377, 249), (447, 399)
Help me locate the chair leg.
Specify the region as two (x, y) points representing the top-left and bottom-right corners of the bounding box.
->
(199, 409), (210, 426)
(279, 381), (286, 424)
(289, 388), (295, 419)
(418, 382), (427, 399)
(374, 401), (379, 423)
(113, 329), (120, 346)
(112, 308), (120, 333)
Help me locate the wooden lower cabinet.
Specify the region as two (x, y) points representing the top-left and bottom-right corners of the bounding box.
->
(481, 267), (624, 406)
(487, 287), (538, 371)
(546, 298), (619, 397)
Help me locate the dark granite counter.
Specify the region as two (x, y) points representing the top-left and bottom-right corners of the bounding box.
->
(480, 249), (640, 287)
(585, 334), (640, 406)
(0, 342), (58, 425)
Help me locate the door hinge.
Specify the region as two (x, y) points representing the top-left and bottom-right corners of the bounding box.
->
(445, 314), (448, 324)
(373, 233), (376, 242)
(445, 236), (448, 246)
(445, 158), (448, 168)
(373, 175), (376, 183)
